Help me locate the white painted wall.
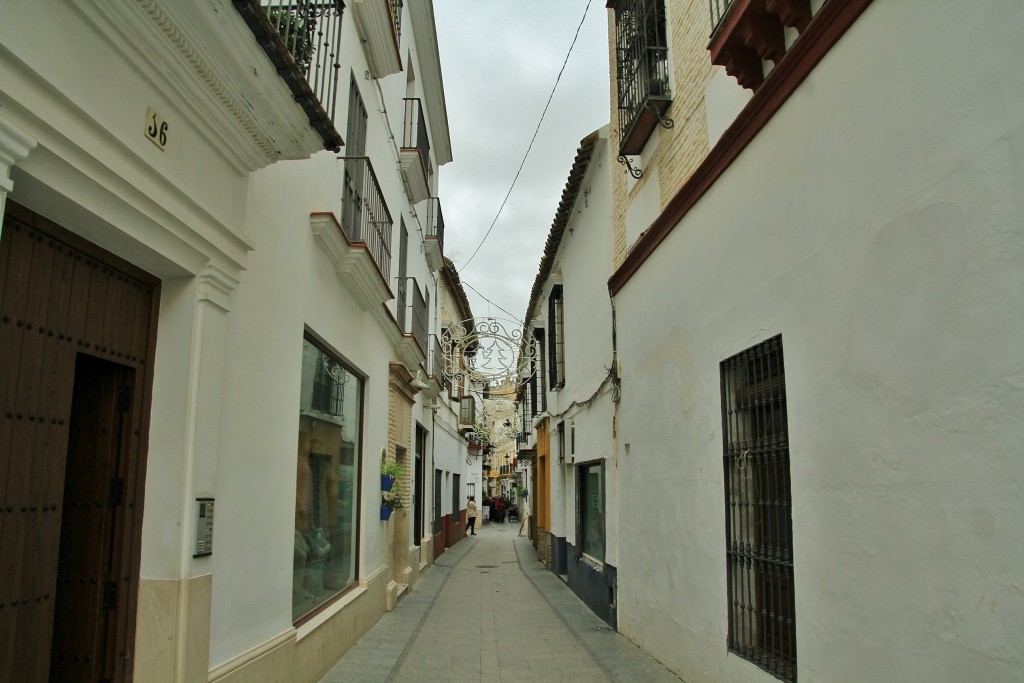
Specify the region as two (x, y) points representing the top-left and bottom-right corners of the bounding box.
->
(3, 0), (459, 676)
(535, 129), (617, 563)
(612, 2), (1024, 681)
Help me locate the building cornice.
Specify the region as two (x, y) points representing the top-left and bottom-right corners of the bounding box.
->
(408, 0), (452, 166)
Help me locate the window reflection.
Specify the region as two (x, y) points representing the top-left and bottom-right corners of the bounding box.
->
(294, 337), (361, 621)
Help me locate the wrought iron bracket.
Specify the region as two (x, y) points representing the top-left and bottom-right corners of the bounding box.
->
(647, 101), (675, 130)
(617, 155), (643, 179)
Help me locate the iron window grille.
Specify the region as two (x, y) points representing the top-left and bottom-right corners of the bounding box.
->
(311, 350), (345, 415)
(547, 286), (565, 390)
(611, 0), (673, 156)
(721, 335), (796, 681)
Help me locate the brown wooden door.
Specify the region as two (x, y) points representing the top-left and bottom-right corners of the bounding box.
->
(49, 355), (134, 682)
(0, 202), (158, 682)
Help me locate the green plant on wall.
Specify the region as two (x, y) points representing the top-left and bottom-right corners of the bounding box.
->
(381, 460), (403, 479)
(382, 492), (404, 510)
(267, 8), (313, 68)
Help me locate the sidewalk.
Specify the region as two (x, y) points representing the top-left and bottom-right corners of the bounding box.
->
(318, 520), (683, 683)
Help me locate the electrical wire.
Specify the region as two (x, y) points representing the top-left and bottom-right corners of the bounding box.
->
(460, 279), (526, 326)
(458, 0), (594, 271)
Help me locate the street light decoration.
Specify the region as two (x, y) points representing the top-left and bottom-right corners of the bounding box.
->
(440, 318), (539, 392)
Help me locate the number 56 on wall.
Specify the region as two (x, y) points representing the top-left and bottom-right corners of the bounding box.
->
(144, 106), (169, 150)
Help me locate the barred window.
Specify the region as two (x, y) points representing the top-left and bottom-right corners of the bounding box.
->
(610, 0), (672, 155)
(721, 335), (796, 681)
(547, 286), (565, 390)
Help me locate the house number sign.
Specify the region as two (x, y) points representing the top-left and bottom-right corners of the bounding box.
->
(145, 106), (169, 150)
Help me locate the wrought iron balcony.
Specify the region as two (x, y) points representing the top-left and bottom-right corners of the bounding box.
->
(397, 277), (428, 358)
(428, 334), (446, 384)
(710, 0), (735, 30)
(399, 98), (432, 204)
(424, 197), (445, 272)
(339, 156), (393, 284)
(611, 0), (674, 157)
(350, 0), (403, 77)
(233, 0), (345, 151)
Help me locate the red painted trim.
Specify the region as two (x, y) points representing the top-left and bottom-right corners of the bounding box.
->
(708, 0), (761, 63)
(608, 0), (874, 296)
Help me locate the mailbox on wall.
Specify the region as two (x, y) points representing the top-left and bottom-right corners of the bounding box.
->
(193, 498), (215, 558)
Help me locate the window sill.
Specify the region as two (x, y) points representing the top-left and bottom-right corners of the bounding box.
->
(578, 552), (605, 571)
(295, 583), (368, 640)
(619, 95), (674, 156)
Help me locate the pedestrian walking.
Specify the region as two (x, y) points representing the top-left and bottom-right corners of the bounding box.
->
(466, 496), (478, 535)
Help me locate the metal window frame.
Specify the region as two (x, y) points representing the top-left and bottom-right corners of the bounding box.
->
(547, 286), (565, 390)
(720, 334), (796, 681)
(612, 0), (672, 155)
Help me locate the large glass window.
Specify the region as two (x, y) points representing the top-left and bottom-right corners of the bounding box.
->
(577, 462), (605, 562)
(294, 336), (362, 622)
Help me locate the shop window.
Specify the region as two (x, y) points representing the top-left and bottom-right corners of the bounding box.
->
(294, 335), (362, 622)
(577, 462), (605, 563)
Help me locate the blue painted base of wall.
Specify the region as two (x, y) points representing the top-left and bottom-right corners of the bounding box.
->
(550, 534), (616, 629)
(552, 535), (569, 576)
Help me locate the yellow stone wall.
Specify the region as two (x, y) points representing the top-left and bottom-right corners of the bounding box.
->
(608, 0), (716, 269)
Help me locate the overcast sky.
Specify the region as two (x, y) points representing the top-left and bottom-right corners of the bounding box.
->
(434, 1), (610, 327)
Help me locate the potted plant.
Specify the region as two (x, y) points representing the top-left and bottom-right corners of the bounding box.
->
(267, 7), (313, 68)
(648, 76), (668, 97)
(380, 491), (404, 521)
(381, 461), (402, 492)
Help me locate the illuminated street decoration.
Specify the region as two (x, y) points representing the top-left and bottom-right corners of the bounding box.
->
(440, 318), (538, 391)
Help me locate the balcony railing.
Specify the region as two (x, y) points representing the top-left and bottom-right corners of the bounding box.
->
(403, 98), (431, 174)
(234, 0), (345, 150)
(709, 0), (734, 32)
(339, 156), (393, 284)
(428, 334), (446, 384)
(399, 98), (431, 203)
(397, 277), (428, 357)
(612, 0), (673, 156)
(424, 197), (445, 271)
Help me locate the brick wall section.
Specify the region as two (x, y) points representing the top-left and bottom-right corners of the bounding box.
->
(537, 531), (552, 569)
(608, 0), (714, 270)
(387, 377), (414, 508)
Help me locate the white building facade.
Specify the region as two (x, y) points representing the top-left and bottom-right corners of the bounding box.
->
(0, 1), (472, 682)
(520, 127), (618, 624)
(602, 1), (1024, 682)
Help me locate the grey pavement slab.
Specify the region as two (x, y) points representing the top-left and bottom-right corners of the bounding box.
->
(318, 521), (684, 683)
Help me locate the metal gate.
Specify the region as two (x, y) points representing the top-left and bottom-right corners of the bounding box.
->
(0, 202), (159, 682)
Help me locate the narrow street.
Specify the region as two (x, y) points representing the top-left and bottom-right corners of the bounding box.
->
(319, 523), (682, 683)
